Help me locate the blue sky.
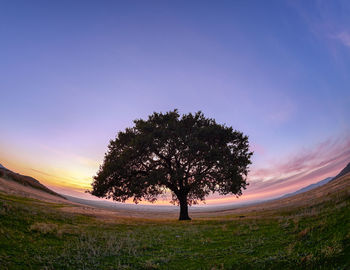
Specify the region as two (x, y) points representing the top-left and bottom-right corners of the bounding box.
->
(0, 0), (349, 203)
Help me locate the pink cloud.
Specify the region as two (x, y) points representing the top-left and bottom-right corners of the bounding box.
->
(239, 135), (350, 201)
(249, 137), (350, 182)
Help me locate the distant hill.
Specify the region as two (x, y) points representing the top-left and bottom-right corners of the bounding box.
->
(277, 162), (350, 199)
(0, 165), (65, 199)
(331, 162), (350, 182)
(279, 176), (333, 199)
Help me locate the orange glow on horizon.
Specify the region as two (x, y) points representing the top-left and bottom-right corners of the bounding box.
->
(1, 137), (349, 206)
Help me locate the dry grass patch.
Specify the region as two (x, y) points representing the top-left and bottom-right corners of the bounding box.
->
(30, 222), (59, 234)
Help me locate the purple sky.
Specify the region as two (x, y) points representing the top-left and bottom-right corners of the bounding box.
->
(0, 1), (349, 204)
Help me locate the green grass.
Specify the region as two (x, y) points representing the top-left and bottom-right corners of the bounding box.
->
(0, 191), (349, 269)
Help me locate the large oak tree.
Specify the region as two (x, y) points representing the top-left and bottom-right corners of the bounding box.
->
(91, 110), (252, 220)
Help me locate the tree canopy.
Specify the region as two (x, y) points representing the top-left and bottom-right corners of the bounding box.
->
(91, 110), (252, 220)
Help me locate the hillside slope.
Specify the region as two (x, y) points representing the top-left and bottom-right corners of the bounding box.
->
(279, 177), (333, 199)
(0, 165), (65, 200)
(332, 162), (350, 181)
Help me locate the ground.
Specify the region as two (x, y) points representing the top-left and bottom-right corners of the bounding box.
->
(0, 174), (350, 269)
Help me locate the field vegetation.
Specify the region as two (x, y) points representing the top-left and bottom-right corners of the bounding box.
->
(1, 180), (350, 269)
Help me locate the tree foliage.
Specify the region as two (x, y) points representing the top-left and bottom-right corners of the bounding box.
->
(91, 110), (252, 220)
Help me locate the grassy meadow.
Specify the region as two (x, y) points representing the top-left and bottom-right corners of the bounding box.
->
(0, 189), (350, 270)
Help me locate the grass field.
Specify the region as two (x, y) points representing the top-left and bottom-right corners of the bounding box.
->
(1, 186), (350, 270)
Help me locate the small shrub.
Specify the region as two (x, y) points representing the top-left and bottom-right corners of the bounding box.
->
(321, 242), (343, 257)
(30, 222), (58, 234)
(143, 259), (160, 269)
(0, 202), (11, 215)
(56, 225), (79, 237)
(298, 228), (310, 239)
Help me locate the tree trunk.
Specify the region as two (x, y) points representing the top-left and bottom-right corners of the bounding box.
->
(178, 195), (191, 221)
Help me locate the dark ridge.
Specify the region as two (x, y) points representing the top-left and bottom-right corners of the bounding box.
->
(0, 164), (9, 170)
(0, 166), (65, 199)
(332, 162), (350, 181)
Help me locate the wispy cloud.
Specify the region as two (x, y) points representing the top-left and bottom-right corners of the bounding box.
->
(30, 168), (78, 184)
(266, 98), (296, 125)
(289, 0), (350, 60)
(334, 31), (350, 48)
(250, 137), (349, 180)
(37, 144), (101, 168)
(206, 135), (350, 204)
(244, 135), (350, 197)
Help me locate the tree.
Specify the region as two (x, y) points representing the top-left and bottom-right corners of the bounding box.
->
(90, 110), (252, 220)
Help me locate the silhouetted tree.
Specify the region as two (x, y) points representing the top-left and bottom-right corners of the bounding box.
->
(91, 110), (252, 220)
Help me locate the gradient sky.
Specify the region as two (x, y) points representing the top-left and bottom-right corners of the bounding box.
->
(1, 0), (349, 205)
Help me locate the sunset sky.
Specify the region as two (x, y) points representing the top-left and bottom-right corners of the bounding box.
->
(1, 1), (349, 205)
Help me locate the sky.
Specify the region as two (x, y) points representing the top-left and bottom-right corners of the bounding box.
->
(0, 0), (349, 205)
